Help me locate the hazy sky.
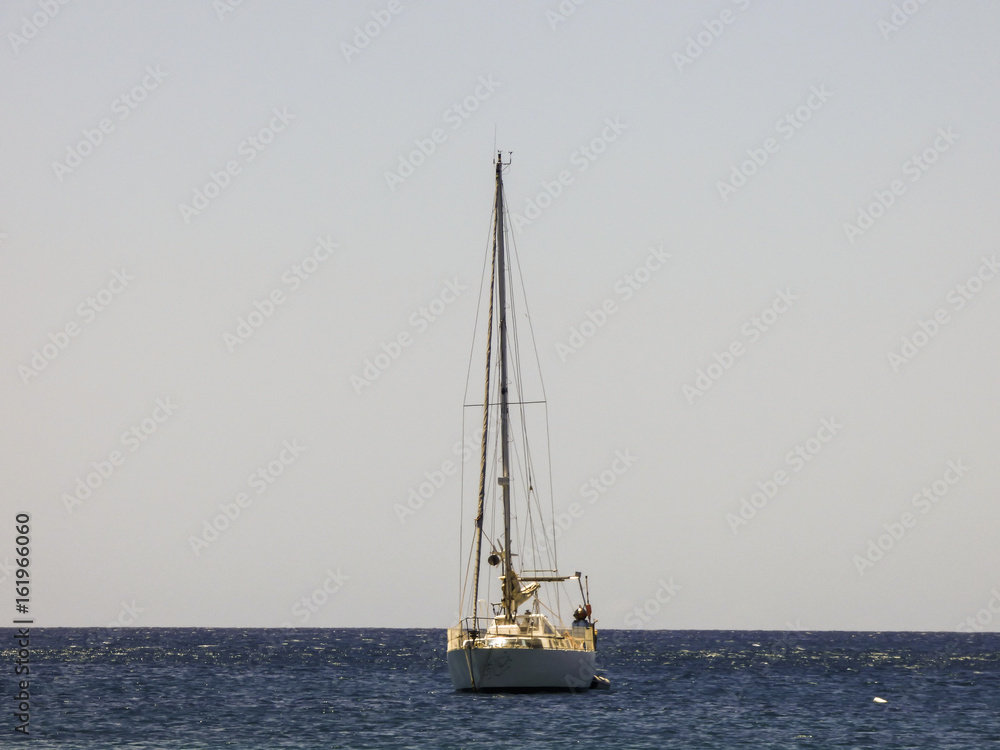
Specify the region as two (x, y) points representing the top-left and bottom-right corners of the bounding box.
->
(2, 1), (999, 631)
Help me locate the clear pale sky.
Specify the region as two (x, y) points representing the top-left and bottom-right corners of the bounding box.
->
(2, 1), (999, 631)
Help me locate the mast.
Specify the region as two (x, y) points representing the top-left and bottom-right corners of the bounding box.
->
(494, 152), (516, 621)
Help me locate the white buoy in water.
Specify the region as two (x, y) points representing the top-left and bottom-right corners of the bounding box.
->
(873, 697), (888, 704)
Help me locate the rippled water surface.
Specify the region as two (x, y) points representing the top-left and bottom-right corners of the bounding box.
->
(3, 628), (998, 748)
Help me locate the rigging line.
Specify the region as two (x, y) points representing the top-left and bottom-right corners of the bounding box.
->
(504, 191), (558, 580)
(506, 426), (528, 558)
(482, 306), (504, 608)
(509, 426), (550, 577)
(469, 205), (498, 626)
(506, 214), (548, 403)
(519, 404), (555, 573)
(462, 178), (501, 404)
(463, 400), (546, 407)
(542, 404), (558, 570)
(497, 179), (558, 577)
(518, 423), (543, 566)
(506, 221), (561, 572)
(506, 247), (549, 576)
(505, 284), (552, 574)
(458, 182), (499, 620)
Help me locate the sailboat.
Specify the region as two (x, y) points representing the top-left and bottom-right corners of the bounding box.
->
(446, 152), (606, 692)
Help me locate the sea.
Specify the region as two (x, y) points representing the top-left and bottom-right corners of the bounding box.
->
(2, 628), (998, 749)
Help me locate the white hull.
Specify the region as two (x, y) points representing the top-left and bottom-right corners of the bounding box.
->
(448, 645), (595, 691)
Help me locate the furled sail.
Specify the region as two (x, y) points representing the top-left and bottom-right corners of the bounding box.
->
(503, 569), (540, 614)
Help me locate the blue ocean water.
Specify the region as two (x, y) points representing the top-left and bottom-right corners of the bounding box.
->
(2, 628), (998, 748)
